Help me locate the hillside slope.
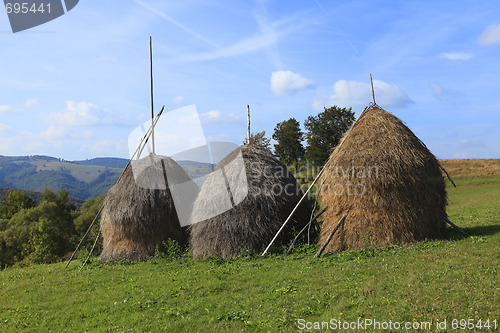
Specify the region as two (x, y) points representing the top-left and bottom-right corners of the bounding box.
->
(0, 155), (122, 200)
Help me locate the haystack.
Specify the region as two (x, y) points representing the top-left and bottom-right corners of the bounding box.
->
(100, 154), (197, 260)
(319, 106), (447, 252)
(189, 144), (312, 258)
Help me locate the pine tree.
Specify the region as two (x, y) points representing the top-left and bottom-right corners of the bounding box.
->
(272, 118), (305, 165)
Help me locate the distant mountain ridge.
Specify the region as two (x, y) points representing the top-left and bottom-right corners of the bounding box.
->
(73, 157), (129, 169)
(0, 155), (214, 201)
(0, 155), (124, 201)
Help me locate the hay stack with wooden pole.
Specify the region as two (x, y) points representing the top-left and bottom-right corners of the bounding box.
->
(189, 144), (312, 258)
(318, 105), (448, 252)
(99, 154), (196, 260)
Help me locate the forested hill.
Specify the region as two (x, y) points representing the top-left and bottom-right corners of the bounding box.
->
(0, 155), (125, 200)
(0, 155), (213, 201)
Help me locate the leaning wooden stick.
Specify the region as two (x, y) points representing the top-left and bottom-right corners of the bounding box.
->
(439, 164), (456, 188)
(65, 106), (164, 269)
(285, 207), (327, 257)
(445, 217), (470, 237)
(79, 226), (101, 271)
(308, 180), (325, 245)
(314, 210), (349, 259)
(65, 206), (104, 269)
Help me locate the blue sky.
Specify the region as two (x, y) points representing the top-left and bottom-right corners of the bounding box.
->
(0, 0), (499, 160)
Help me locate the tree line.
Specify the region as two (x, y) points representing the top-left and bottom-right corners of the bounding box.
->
(0, 188), (103, 269)
(246, 105), (355, 167)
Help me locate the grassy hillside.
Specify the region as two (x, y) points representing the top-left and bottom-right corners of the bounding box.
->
(0, 164), (498, 331)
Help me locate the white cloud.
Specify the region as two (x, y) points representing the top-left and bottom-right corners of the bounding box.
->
(477, 24), (500, 45)
(198, 110), (240, 123)
(201, 110), (221, 119)
(452, 152), (468, 159)
(25, 98), (40, 108)
(82, 139), (126, 154)
(271, 70), (314, 96)
(49, 101), (112, 126)
(312, 79), (413, 110)
(430, 83), (464, 101)
(0, 105), (13, 113)
(44, 126), (67, 139)
(173, 95), (185, 104)
(0, 123), (11, 135)
(459, 138), (485, 148)
(440, 52), (473, 61)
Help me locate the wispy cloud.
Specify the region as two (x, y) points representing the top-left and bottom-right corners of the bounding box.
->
(81, 139), (127, 155)
(132, 0), (215, 46)
(170, 32), (280, 63)
(0, 105), (14, 113)
(430, 83), (464, 101)
(440, 52), (473, 61)
(199, 110), (240, 123)
(271, 70), (314, 96)
(25, 98), (40, 108)
(173, 95), (185, 104)
(49, 101), (113, 126)
(477, 24), (500, 45)
(312, 79), (413, 110)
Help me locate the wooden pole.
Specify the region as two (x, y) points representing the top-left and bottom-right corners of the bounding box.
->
(314, 210), (349, 258)
(150, 36), (155, 155)
(445, 217), (470, 237)
(370, 74), (376, 105)
(247, 105), (250, 144)
(439, 164), (456, 188)
(285, 207), (327, 257)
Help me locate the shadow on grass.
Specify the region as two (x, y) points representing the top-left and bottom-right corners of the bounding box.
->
(465, 224), (500, 237)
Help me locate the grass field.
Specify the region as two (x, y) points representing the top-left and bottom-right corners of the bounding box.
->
(0, 160), (498, 332)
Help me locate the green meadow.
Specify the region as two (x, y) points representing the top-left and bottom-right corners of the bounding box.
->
(0, 172), (498, 332)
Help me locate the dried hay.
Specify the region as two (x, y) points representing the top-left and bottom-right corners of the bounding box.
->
(100, 154), (195, 260)
(189, 144), (311, 258)
(319, 106), (447, 252)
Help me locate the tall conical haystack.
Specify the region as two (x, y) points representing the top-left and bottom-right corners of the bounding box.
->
(319, 106), (447, 252)
(100, 154), (197, 260)
(189, 144), (312, 258)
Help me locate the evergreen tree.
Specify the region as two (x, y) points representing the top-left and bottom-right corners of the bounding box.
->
(272, 118), (305, 165)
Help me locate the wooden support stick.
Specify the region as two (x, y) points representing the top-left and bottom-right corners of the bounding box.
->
(247, 105), (250, 144)
(79, 226), (101, 271)
(65, 205), (104, 268)
(150, 36), (155, 155)
(370, 74), (376, 105)
(285, 207), (327, 257)
(439, 164), (456, 188)
(445, 217), (470, 237)
(314, 210), (349, 259)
